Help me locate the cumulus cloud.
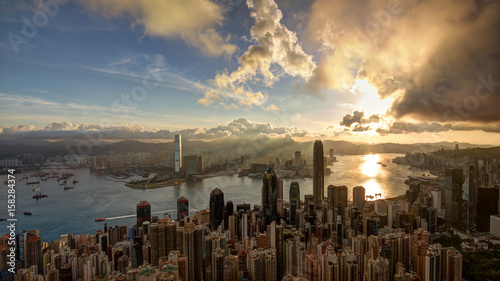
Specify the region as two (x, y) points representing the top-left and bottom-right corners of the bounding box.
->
(304, 0), (500, 123)
(79, 0), (237, 58)
(0, 118), (307, 140)
(199, 0), (316, 108)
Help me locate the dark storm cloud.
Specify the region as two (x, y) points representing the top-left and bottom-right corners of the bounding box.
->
(376, 121), (500, 135)
(380, 0), (500, 123)
(305, 0), (500, 124)
(340, 111), (381, 127)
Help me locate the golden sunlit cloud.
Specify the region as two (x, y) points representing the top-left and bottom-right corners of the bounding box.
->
(350, 78), (394, 116)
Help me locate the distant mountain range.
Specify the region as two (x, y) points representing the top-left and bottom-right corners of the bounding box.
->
(0, 137), (496, 158)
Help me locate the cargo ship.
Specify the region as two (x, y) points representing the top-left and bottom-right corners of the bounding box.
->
(33, 193), (48, 199)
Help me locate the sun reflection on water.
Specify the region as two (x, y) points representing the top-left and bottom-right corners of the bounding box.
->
(360, 154), (385, 199)
(361, 154), (380, 177)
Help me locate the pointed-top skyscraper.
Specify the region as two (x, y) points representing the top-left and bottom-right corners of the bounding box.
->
(313, 140), (324, 209)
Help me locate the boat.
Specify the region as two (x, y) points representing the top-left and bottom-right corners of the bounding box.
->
(95, 218), (106, 222)
(33, 193), (48, 199)
(73, 179), (79, 184)
(64, 186), (75, 190)
(41, 178), (48, 181)
(0, 218), (7, 221)
(26, 181), (40, 185)
(23, 212), (33, 215)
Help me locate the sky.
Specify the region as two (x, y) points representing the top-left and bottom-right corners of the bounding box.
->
(0, 0), (499, 144)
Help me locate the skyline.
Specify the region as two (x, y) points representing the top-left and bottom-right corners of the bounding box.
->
(1, 0), (499, 145)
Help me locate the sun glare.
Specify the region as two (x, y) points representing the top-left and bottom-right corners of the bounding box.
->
(350, 79), (394, 116)
(360, 154), (380, 177)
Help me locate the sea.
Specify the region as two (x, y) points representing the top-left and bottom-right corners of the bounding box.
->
(0, 153), (428, 241)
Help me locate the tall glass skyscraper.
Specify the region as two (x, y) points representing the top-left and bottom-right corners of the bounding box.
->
(289, 181), (300, 227)
(262, 168), (278, 226)
(174, 134), (182, 173)
(313, 140), (324, 209)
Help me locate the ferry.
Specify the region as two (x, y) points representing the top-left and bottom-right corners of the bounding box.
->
(95, 218), (106, 222)
(23, 212), (33, 215)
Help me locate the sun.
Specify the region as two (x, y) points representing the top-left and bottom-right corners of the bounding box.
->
(350, 78), (394, 116)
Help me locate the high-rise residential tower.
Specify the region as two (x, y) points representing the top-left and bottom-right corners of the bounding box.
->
(174, 134), (182, 173)
(136, 201), (151, 229)
(177, 196), (189, 220)
(262, 168), (278, 226)
(289, 181), (300, 227)
(210, 188), (224, 230)
(313, 140), (324, 209)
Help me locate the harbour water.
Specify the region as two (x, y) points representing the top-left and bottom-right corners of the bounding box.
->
(0, 153), (427, 240)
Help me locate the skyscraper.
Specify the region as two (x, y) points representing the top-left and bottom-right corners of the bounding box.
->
(177, 196), (189, 220)
(184, 155), (198, 175)
(445, 168), (463, 227)
(182, 223), (203, 281)
(445, 248), (462, 281)
(353, 186), (366, 210)
(174, 134), (182, 173)
(295, 151), (301, 166)
(477, 187), (499, 232)
(328, 185), (348, 215)
(289, 181), (300, 227)
(277, 179), (284, 219)
(313, 140), (324, 209)
(25, 235), (43, 271)
(262, 168), (278, 227)
(136, 201), (151, 230)
(462, 165), (477, 229)
(210, 188), (224, 230)
(225, 200), (234, 231)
